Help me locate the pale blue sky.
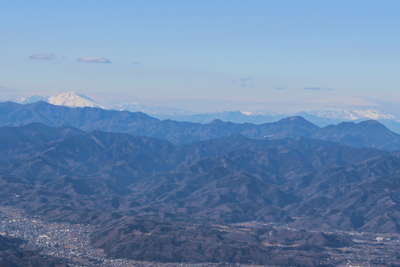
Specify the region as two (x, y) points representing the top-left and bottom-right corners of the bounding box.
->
(2, 1), (400, 112)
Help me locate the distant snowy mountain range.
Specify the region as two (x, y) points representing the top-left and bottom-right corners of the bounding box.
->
(302, 109), (396, 121)
(13, 91), (400, 132)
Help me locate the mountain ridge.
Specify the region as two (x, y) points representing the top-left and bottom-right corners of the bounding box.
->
(0, 123), (399, 264)
(13, 92), (400, 129)
(1, 101), (400, 151)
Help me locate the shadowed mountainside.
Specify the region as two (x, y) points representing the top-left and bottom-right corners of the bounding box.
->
(0, 235), (71, 267)
(1, 124), (400, 264)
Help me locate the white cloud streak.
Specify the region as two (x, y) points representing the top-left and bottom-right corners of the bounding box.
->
(77, 57), (112, 64)
(29, 54), (56, 61)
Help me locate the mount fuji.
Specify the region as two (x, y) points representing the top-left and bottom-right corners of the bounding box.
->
(17, 91), (104, 108)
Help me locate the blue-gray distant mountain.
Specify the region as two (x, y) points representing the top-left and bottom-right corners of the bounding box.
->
(156, 109), (400, 134)
(15, 92), (400, 133)
(0, 101), (318, 144)
(1, 101), (400, 151)
(154, 110), (286, 124)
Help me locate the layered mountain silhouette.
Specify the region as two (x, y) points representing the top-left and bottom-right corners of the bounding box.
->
(1, 101), (400, 151)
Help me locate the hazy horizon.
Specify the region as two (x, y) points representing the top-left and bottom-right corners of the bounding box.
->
(2, 1), (400, 114)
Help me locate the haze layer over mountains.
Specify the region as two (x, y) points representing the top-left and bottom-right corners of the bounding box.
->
(14, 91), (400, 133)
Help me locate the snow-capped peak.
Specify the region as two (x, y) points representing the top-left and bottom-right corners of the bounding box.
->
(47, 91), (103, 108)
(305, 109), (396, 121)
(351, 109), (396, 120)
(240, 111), (254, 116)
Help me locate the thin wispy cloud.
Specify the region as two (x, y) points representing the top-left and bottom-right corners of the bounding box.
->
(132, 61), (141, 65)
(0, 85), (22, 100)
(77, 57), (112, 64)
(29, 54), (56, 61)
(0, 85), (15, 92)
(233, 77), (255, 88)
(304, 87), (333, 92)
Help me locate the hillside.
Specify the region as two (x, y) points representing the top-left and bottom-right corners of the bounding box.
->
(0, 124), (400, 264)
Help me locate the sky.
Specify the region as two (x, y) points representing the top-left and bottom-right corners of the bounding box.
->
(2, 0), (400, 113)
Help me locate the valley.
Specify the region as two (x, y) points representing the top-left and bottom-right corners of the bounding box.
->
(1, 206), (400, 266)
